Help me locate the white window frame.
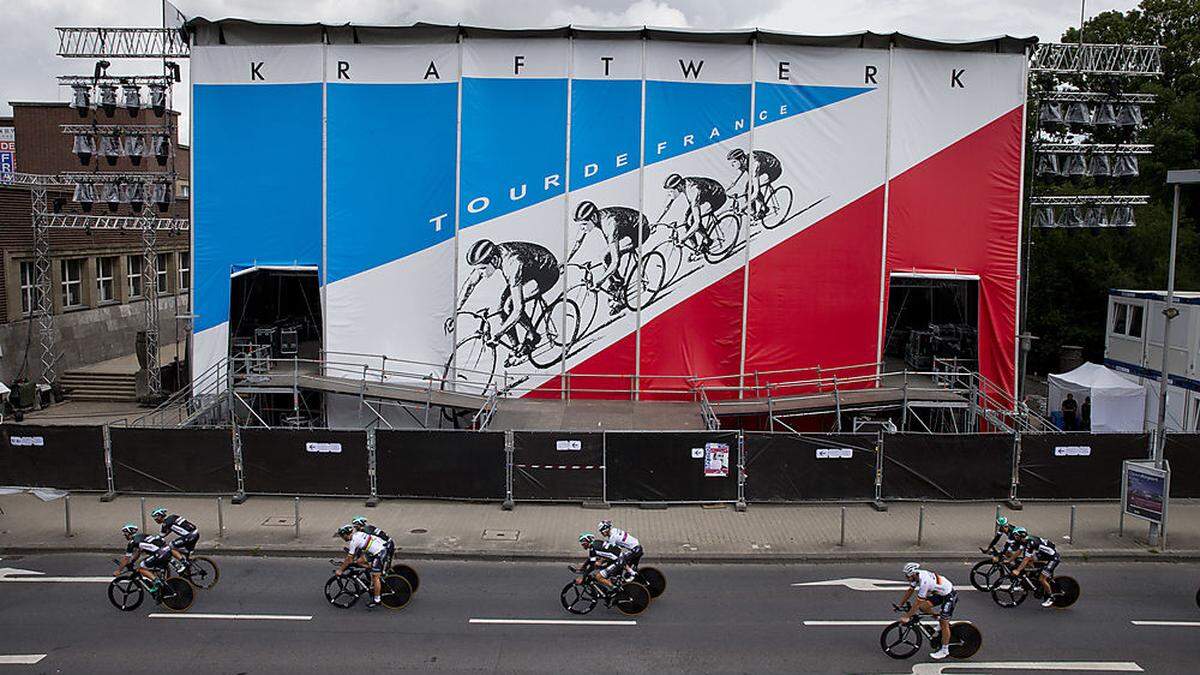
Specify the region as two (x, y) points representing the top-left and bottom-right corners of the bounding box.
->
(126, 255), (143, 299)
(156, 252), (170, 294)
(1111, 302), (1130, 336)
(19, 261), (38, 315)
(177, 252), (190, 291)
(60, 258), (83, 309)
(97, 256), (117, 303)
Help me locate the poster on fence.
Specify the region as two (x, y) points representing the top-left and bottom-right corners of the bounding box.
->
(1122, 459), (1169, 525)
(704, 442), (730, 478)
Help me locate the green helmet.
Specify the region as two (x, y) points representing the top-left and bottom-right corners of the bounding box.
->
(351, 516), (368, 528)
(996, 515), (1008, 527)
(578, 532), (595, 545)
(151, 507), (168, 520)
(1012, 526), (1028, 538)
(120, 522), (138, 536)
(335, 524), (354, 537)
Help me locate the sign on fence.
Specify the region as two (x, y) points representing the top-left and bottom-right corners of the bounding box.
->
(1122, 459), (1169, 525)
(704, 443), (730, 478)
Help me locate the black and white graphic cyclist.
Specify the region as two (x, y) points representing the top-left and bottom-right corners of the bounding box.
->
(662, 173), (727, 261)
(726, 148), (782, 221)
(448, 239), (560, 366)
(566, 201), (652, 312)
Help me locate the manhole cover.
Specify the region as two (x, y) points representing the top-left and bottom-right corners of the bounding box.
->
(410, 528), (428, 534)
(262, 516), (296, 527)
(482, 529), (519, 541)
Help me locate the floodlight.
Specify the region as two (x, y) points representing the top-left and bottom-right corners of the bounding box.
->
(1033, 206), (1055, 228)
(100, 132), (122, 166)
(1061, 206), (1085, 227)
(148, 83), (167, 116)
(1092, 102), (1117, 126)
(1039, 101), (1065, 126)
(122, 84), (142, 116)
(98, 83), (118, 117)
(153, 181), (172, 212)
(72, 133), (95, 165)
(70, 84), (91, 117)
(1088, 153), (1112, 177)
(124, 133), (146, 167)
(1062, 153), (1088, 178)
(1111, 206), (1136, 227)
(103, 182), (121, 212)
(153, 133), (170, 166)
(1115, 103), (1143, 127)
(1065, 101), (1091, 125)
(73, 181), (96, 212)
(1036, 153), (1060, 177)
(127, 181), (145, 213)
(1113, 155), (1140, 179)
(1084, 206), (1104, 228)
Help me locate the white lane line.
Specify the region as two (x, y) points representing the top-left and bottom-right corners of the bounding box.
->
(0, 567), (110, 583)
(147, 613), (312, 621)
(1131, 620), (1200, 627)
(802, 620), (894, 626)
(0, 655), (46, 665)
(469, 618), (636, 626)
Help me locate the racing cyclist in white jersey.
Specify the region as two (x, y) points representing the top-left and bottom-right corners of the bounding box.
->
(598, 519), (643, 581)
(334, 523), (388, 608)
(897, 562), (958, 660)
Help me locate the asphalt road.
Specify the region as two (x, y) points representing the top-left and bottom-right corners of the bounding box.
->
(1, 554), (1198, 674)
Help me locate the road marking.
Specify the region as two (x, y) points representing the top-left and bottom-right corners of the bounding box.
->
(0, 655), (46, 665)
(147, 613), (313, 621)
(802, 620), (894, 626)
(0, 567), (110, 583)
(891, 663), (1142, 674)
(791, 578), (975, 592)
(1131, 620), (1200, 627)
(469, 618), (636, 626)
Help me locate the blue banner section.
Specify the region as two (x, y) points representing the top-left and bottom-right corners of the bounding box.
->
(460, 78), (568, 228)
(755, 83), (874, 126)
(327, 82), (458, 283)
(644, 81), (751, 165)
(193, 83), (323, 333)
(570, 79), (641, 189)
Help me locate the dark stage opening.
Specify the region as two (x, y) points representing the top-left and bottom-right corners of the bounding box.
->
(884, 275), (979, 371)
(228, 267), (322, 362)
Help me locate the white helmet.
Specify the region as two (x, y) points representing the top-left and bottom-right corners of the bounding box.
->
(902, 562), (920, 577)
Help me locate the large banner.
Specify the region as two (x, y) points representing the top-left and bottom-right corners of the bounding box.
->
(190, 30), (1027, 408)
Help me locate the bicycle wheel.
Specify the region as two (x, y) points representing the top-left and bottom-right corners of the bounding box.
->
(445, 334), (497, 395)
(879, 621), (921, 660)
(703, 213), (742, 264)
(324, 575), (360, 609)
(390, 564), (420, 594)
(159, 578), (195, 612)
(531, 298), (582, 368)
(614, 582), (650, 616)
(636, 567), (666, 599)
(637, 251), (668, 304)
(107, 577), (144, 612)
(560, 581), (597, 615)
(1051, 576), (1080, 608)
(569, 283), (599, 335)
(948, 622), (982, 659)
(183, 556), (220, 590)
(759, 185), (794, 230)
(969, 560), (1002, 592)
(990, 576), (1028, 608)
(380, 574), (412, 610)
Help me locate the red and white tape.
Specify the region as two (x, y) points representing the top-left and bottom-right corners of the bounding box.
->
(515, 464), (603, 470)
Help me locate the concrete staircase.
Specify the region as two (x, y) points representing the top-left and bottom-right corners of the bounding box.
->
(60, 370), (138, 402)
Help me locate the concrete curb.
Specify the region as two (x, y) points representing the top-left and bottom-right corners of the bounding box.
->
(4, 545), (1198, 564)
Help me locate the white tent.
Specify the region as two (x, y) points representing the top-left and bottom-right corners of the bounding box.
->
(1047, 362), (1147, 432)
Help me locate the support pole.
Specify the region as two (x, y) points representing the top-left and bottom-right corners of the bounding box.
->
(64, 494), (72, 538)
(1007, 432), (1024, 510)
(1068, 504), (1077, 545)
(871, 431), (887, 511)
(735, 430), (747, 512)
(216, 496), (225, 540)
(1150, 182), (1182, 547)
(141, 216), (161, 400)
(101, 424), (116, 502)
(365, 428), (379, 507)
(31, 185), (57, 387)
(293, 497), (300, 540)
(917, 504), (925, 547)
(139, 496), (146, 534)
(839, 506), (846, 547)
(502, 429), (514, 511)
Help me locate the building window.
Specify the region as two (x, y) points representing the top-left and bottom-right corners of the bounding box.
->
(1127, 304), (1144, 338)
(97, 256), (117, 303)
(19, 261), (40, 315)
(176, 181), (190, 199)
(60, 259), (83, 309)
(156, 252), (170, 294)
(1111, 302), (1129, 335)
(178, 252), (190, 291)
(127, 255), (143, 298)
(1111, 301), (1145, 338)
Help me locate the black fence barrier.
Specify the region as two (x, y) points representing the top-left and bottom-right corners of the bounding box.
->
(1018, 432), (1150, 499)
(604, 431), (740, 503)
(0, 424), (106, 491)
(512, 431), (604, 502)
(1164, 434), (1200, 498)
(882, 433), (1014, 500)
(240, 429), (369, 496)
(110, 428), (235, 494)
(744, 433), (877, 502)
(376, 430), (506, 500)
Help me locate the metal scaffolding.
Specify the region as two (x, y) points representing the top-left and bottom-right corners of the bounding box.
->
(56, 27), (189, 59)
(1029, 194), (1150, 207)
(1030, 43), (1163, 76)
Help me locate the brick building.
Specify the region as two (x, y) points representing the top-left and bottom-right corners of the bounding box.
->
(0, 101), (190, 396)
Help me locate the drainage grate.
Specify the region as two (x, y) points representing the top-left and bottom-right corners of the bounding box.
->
(482, 529), (519, 541)
(262, 516), (296, 527)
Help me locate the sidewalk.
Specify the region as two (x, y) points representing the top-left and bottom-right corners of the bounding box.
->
(2, 493), (1197, 562)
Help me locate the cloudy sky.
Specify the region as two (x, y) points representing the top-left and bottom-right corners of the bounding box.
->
(2, 0), (1140, 137)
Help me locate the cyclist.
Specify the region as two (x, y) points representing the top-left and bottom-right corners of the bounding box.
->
(598, 519), (642, 581)
(985, 515), (1020, 556)
(449, 239), (561, 366)
(897, 562), (957, 660)
(334, 523), (388, 608)
(725, 148), (782, 222)
(572, 532), (623, 592)
(351, 516), (395, 568)
(661, 173), (728, 262)
(566, 201), (652, 312)
(113, 523), (171, 591)
(150, 507), (199, 563)
(1011, 527), (1061, 607)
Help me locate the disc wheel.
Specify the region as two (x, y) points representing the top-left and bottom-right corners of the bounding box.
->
(760, 185), (794, 230)
(990, 576), (1028, 608)
(390, 564), (420, 594)
(182, 556), (220, 590)
(1051, 576), (1080, 608)
(614, 582), (650, 616)
(948, 622), (982, 659)
(970, 559), (1002, 592)
(107, 577), (145, 612)
(324, 575), (360, 609)
(380, 574), (412, 610)
(560, 581), (597, 615)
(636, 567), (666, 599)
(703, 213), (742, 264)
(879, 621), (922, 660)
(159, 578), (195, 612)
